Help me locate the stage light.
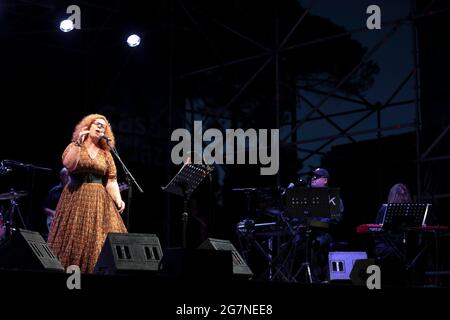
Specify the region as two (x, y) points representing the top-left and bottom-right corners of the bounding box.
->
(127, 34), (141, 47)
(60, 19), (74, 32)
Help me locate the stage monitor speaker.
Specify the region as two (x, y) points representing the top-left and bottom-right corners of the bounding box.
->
(0, 229), (64, 272)
(328, 251), (368, 281)
(94, 233), (163, 274)
(198, 238), (253, 279)
(349, 258), (377, 286)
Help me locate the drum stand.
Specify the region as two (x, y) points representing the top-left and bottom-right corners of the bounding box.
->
(4, 196), (27, 239)
(293, 226), (313, 283)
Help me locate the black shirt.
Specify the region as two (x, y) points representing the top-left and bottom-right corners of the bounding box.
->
(44, 183), (64, 210)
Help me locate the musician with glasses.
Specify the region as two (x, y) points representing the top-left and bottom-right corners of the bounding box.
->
(47, 114), (127, 273)
(289, 167), (344, 282)
(309, 168), (344, 282)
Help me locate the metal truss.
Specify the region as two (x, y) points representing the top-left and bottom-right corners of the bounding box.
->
(169, 0), (450, 198)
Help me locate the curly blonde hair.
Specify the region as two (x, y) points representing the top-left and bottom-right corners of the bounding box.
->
(72, 114), (116, 150)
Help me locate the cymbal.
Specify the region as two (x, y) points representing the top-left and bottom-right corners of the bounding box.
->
(0, 190), (28, 200)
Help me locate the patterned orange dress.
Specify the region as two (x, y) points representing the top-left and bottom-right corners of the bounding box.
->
(48, 143), (127, 273)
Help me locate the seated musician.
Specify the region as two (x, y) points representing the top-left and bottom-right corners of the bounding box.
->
(374, 183), (411, 262)
(373, 183), (426, 285)
(291, 167), (344, 282)
(310, 168), (344, 282)
(310, 168), (344, 222)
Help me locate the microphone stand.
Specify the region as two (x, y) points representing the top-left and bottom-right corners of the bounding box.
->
(106, 140), (144, 231)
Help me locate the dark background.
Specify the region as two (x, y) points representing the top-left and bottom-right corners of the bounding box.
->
(0, 1), (449, 277)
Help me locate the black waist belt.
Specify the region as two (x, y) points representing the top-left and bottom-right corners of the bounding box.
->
(71, 173), (103, 184)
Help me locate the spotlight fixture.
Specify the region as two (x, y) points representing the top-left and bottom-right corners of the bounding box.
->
(127, 34), (141, 47)
(59, 19), (74, 32)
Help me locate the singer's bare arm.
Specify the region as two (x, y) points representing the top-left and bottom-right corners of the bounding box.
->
(106, 178), (125, 214)
(63, 144), (82, 171)
(63, 128), (90, 171)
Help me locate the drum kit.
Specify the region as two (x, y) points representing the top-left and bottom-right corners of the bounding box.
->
(0, 159), (51, 240)
(233, 186), (301, 282)
(234, 185), (337, 283)
(0, 189), (28, 240)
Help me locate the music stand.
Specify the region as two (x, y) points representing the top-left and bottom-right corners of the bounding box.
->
(162, 162), (212, 248)
(284, 187), (341, 283)
(378, 203), (432, 282)
(285, 187), (341, 220)
(381, 203), (430, 230)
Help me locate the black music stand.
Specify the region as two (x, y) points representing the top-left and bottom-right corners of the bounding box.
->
(284, 187), (341, 283)
(381, 203), (430, 230)
(285, 187), (341, 220)
(377, 203), (431, 284)
(162, 162), (212, 248)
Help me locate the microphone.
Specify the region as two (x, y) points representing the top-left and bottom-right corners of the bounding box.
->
(287, 178), (307, 189)
(282, 178), (308, 195)
(281, 183), (294, 196)
(100, 134), (111, 141)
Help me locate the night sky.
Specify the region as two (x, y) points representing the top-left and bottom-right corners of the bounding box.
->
(297, 0), (416, 172)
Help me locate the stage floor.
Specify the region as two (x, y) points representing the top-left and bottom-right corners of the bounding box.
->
(0, 267), (448, 319)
